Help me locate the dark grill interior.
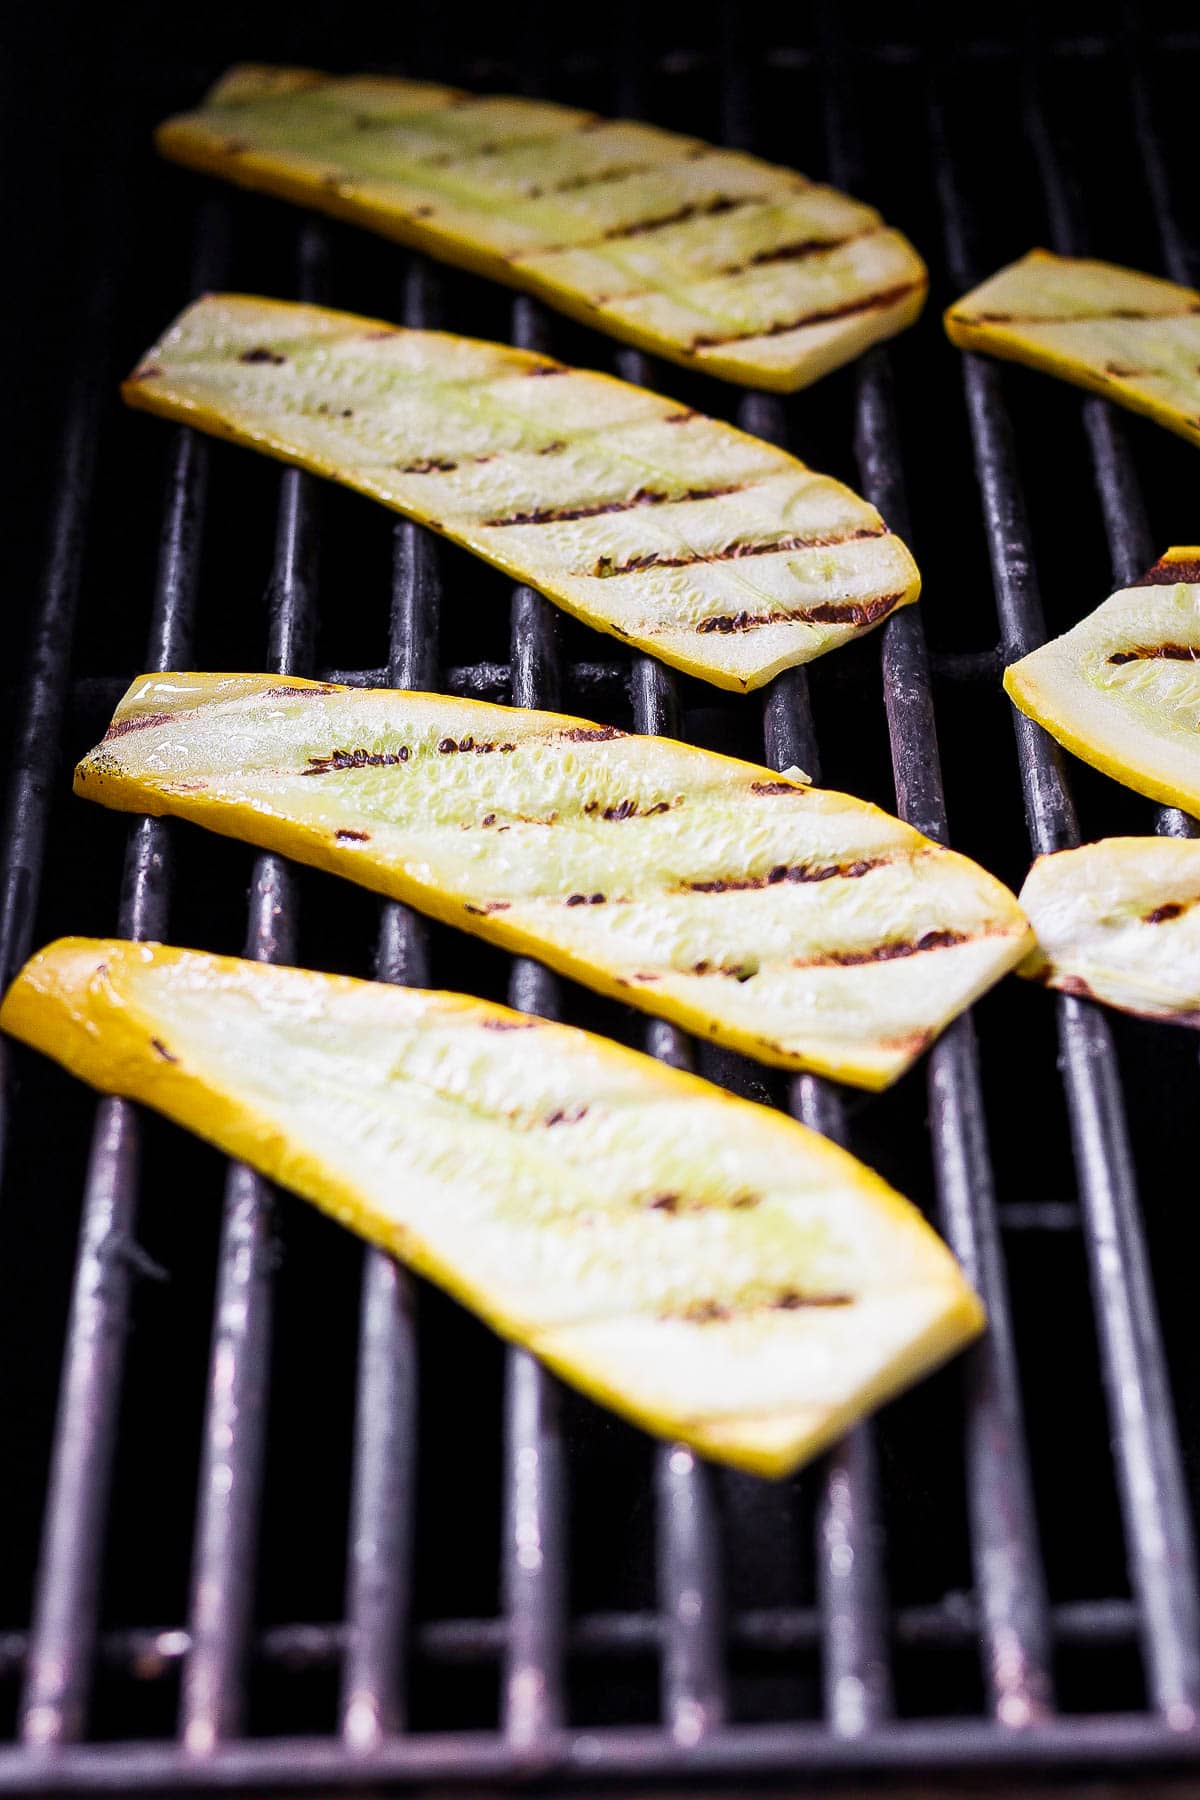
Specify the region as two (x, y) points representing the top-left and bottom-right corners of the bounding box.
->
(3, 5), (1200, 1790)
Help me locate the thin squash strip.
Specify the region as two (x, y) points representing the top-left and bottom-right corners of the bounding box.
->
(123, 294), (922, 693)
(155, 64), (929, 393)
(76, 674), (1033, 1091)
(945, 249), (1200, 450)
(0, 937), (985, 1477)
(1004, 548), (1200, 817)
(1019, 838), (1200, 1027)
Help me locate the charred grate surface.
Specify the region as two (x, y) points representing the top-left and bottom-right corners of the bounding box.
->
(1, 6), (1200, 1792)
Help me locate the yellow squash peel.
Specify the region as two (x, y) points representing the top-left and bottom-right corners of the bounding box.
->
(1019, 837), (1200, 1027)
(156, 64), (929, 393)
(1004, 548), (1200, 817)
(0, 937), (985, 1477)
(76, 674), (1032, 1091)
(945, 249), (1200, 450)
(124, 294), (922, 693)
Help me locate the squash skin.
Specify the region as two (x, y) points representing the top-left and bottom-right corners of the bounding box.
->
(1004, 548), (1200, 817)
(155, 64), (929, 394)
(122, 293), (922, 693)
(945, 249), (1200, 450)
(75, 673), (1033, 1091)
(0, 937), (984, 1477)
(1019, 837), (1200, 1026)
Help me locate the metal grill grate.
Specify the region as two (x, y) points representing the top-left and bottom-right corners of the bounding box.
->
(2, 8), (1200, 1791)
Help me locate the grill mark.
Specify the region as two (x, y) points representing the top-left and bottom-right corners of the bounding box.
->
(692, 591), (904, 636)
(480, 1017), (537, 1031)
(1144, 900), (1191, 924)
(1133, 556), (1200, 587)
(482, 483), (742, 528)
(1103, 360), (1150, 378)
(545, 1104), (589, 1126)
(750, 779), (806, 796)
(239, 345), (287, 365)
(529, 160), (656, 197)
(437, 736), (517, 754)
(646, 1189), (762, 1214)
(465, 900), (512, 915)
(599, 193), (751, 242)
(684, 856), (884, 894)
(792, 927), (969, 970)
(103, 712), (174, 740)
(965, 305), (1200, 325)
(591, 524), (885, 580)
(302, 747), (410, 774)
(559, 724), (627, 742)
(1107, 643), (1200, 665)
(335, 828), (371, 842)
(150, 1038), (178, 1063)
(692, 280), (924, 349)
(718, 226), (879, 276)
(672, 1289), (853, 1325)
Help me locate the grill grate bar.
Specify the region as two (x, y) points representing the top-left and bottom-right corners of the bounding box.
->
(498, 295), (568, 1749)
(339, 260), (439, 1750)
(934, 76), (1200, 1725)
(179, 221), (326, 1752)
(743, 365), (893, 1737)
(615, 340), (728, 1747)
(1023, 58), (1198, 842)
(17, 210), (222, 1748)
(823, 19), (1054, 1723)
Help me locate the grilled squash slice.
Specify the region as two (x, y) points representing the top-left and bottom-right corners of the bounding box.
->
(1019, 838), (1200, 1026)
(945, 249), (1200, 449)
(155, 65), (928, 394)
(0, 937), (985, 1475)
(76, 674), (1033, 1090)
(1004, 548), (1200, 816)
(124, 295), (921, 692)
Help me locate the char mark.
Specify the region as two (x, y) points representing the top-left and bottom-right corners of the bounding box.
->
(751, 779), (806, 796)
(694, 590), (904, 636)
(483, 483), (742, 528)
(673, 1289), (852, 1324)
(398, 456), (458, 473)
(600, 193), (751, 243)
(692, 279), (923, 349)
(1144, 900), (1189, 924)
(1107, 643), (1200, 664)
(591, 524), (885, 580)
(239, 346), (287, 365)
(103, 711), (174, 740)
(533, 160), (655, 196)
(719, 226), (878, 276)
(335, 828), (371, 842)
(150, 1038), (178, 1063)
(685, 857), (883, 894)
(793, 927), (968, 969)
(966, 305), (1200, 325)
(559, 724), (627, 742)
(302, 746), (410, 773)
(1133, 556), (1200, 587)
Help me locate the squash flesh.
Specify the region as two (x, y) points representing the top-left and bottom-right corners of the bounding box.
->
(0, 937), (984, 1476)
(1019, 838), (1200, 1025)
(1004, 548), (1200, 816)
(155, 64), (929, 393)
(945, 249), (1200, 449)
(75, 674), (1033, 1089)
(123, 294), (921, 692)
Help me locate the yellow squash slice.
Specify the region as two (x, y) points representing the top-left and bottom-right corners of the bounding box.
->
(76, 673), (1033, 1090)
(945, 249), (1200, 449)
(0, 937), (985, 1476)
(124, 295), (921, 693)
(1004, 548), (1200, 816)
(156, 64), (928, 394)
(1019, 838), (1200, 1026)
